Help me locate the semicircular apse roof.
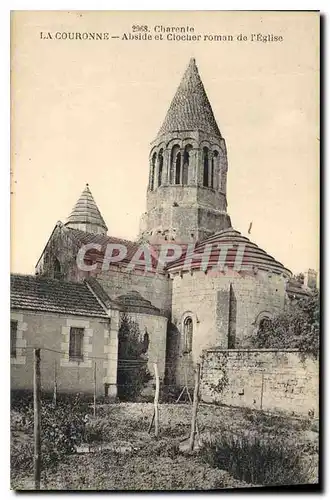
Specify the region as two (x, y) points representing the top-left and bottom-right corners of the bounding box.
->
(166, 228), (292, 277)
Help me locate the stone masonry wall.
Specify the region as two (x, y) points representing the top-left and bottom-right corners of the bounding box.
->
(11, 309), (118, 397)
(200, 349), (319, 417)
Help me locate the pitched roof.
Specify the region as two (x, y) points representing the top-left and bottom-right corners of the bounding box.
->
(166, 227), (292, 277)
(11, 274), (108, 318)
(65, 184), (108, 233)
(156, 58), (222, 139)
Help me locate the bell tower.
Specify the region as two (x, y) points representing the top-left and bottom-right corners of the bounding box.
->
(139, 58), (231, 243)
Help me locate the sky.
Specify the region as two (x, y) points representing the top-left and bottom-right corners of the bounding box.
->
(10, 10), (319, 276)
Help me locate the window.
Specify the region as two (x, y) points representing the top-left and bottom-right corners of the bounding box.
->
(182, 145), (192, 185)
(170, 145), (180, 184)
(69, 327), (84, 361)
(11, 320), (17, 358)
(183, 317), (193, 353)
(150, 152), (157, 191)
(157, 149), (164, 187)
(54, 258), (62, 280)
(175, 153), (181, 184)
(203, 147), (209, 187)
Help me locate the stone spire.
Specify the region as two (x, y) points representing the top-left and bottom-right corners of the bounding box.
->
(139, 58), (231, 244)
(65, 184), (108, 235)
(157, 57), (221, 139)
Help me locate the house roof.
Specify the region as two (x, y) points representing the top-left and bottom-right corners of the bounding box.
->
(11, 274), (109, 318)
(166, 227), (292, 277)
(65, 184), (108, 233)
(156, 58), (222, 140)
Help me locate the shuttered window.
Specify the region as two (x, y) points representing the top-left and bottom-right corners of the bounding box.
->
(11, 320), (18, 358)
(69, 327), (84, 361)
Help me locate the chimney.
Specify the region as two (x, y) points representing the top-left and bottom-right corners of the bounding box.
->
(304, 269), (317, 289)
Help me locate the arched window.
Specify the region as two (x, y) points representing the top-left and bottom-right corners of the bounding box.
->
(183, 317), (193, 353)
(157, 149), (164, 187)
(258, 317), (271, 334)
(175, 152), (181, 184)
(203, 147), (209, 187)
(182, 144), (192, 185)
(212, 150), (219, 189)
(150, 152), (157, 191)
(53, 258), (62, 280)
(170, 145), (180, 184)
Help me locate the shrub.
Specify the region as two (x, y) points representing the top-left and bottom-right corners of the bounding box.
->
(200, 432), (307, 486)
(117, 314), (153, 401)
(250, 289), (319, 358)
(40, 397), (87, 469)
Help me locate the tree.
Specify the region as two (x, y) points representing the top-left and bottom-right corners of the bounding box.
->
(117, 313), (152, 401)
(251, 289), (319, 358)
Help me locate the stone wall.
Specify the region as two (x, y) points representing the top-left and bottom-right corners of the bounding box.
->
(200, 348), (319, 417)
(11, 309), (119, 397)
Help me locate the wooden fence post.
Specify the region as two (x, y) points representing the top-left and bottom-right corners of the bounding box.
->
(189, 363), (200, 451)
(33, 348), (41, 490)
(260, 372), (264, 410)
(153, 363), (160, 438)
(93, 361), (97, 418)
(53, 360), (57, 406)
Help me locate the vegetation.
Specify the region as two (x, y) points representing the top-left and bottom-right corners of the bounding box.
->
(200, 432), (309, 486)
(117, 314), (152, 401)
(251, 289), (319, 357)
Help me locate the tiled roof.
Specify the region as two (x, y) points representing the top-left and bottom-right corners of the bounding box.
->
(115, 290), (162, 316)
(166, 228), (292, 277)
(11, 274), (108, 318)
(67, 228), (169, 274)
(156, 58), (222, 139)
(65, 184), (108, 232)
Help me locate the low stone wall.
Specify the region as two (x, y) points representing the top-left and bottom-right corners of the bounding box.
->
(200, 348), (319, 417)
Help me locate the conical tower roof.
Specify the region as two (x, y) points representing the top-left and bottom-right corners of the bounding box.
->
(156, 58), (221, 139)
(65, 184), (108, 234)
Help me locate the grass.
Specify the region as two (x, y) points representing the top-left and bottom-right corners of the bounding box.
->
(11, 401), (318, 490)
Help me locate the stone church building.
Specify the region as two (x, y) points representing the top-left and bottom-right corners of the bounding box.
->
(11, 58), (314, 396)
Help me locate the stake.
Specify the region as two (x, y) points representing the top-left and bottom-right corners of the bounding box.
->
(153, 363), (160, 438)
(147, 410), (155, 434)
(189, 363), (200, 452)
(260, 372), (264, 410)
(93, 361), (96, 418)
(53, 360), (57, 406)
(33, 348), (41, 490)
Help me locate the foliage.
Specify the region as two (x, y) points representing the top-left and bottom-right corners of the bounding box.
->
(250, 289), (319, 357)
(11, 395), (89, 474)
(200, 432), (308, 486)
(117, 313), (152, 401)
(40, 397), (87, 470)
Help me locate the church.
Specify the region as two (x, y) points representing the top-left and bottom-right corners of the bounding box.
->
(11, 58), (314, 397)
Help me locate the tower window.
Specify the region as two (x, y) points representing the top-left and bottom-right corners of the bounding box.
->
(213, 150), (219, 190)
(175, 153), (181, 184)
(150, 152), (157, 191)
(182, 144), (192, 185)
(157, 149), (164, 187)
(170, 145), (180, 184)
(203, 147), (209, 187)
(183, 317), (193, 353)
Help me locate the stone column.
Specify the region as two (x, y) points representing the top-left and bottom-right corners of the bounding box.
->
(104, 309), (120, 399)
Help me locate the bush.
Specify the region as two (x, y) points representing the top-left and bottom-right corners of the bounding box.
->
(250, 289), (319, 358)
(200, 432), (307, 486)
(117, 314), (153, 401)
